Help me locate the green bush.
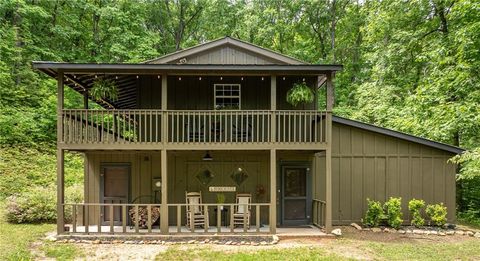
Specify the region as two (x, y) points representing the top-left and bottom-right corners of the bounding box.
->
(384, 197), (403, 229)
(408, 198), (425, 227)
(363, 198), (384, 227)
(426, 203), (448, 227)
(5, 185), (83, 224)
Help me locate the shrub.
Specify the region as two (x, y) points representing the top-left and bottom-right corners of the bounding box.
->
(363, 198), (384, 227)
(426, 203), (448, 226)
(5, 185), (83, 224)
(408, 198), (425, 227)
(384, 197), (403, 229)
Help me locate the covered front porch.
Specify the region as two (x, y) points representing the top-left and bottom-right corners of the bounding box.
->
(59, 150), (328, 236)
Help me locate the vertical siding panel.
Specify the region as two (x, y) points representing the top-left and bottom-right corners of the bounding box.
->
(375, 157), (386, 201)
(332, 157), (340, 222)
(339, 157), (352, 222)
(445, 159), (456, 221)
(433, 157), (445, 204)
(422, 157), (434, 204)
(351, 157), (363, 222)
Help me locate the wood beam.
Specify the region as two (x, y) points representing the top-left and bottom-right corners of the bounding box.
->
(325, 72), (334, 233)
(269, 149), (277, 234)
(160, 149), (168, 234)
(57, 71), (65, 234)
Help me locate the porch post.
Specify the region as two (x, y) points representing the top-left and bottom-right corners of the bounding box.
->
(325, 72), (334, 233)
(57, 71), (65, 234)
(160, 149), (168, 234)
(269, 149), (277, 233)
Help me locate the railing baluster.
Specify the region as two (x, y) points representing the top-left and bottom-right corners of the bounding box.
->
(98, 205), (101, 233)
(243, 204), (247, 232)
(230, 204), (234, 232)
(177, 205), (181, 233)
(135, 205), (139, 233)
(122, 205), (127, 233)
(204, 205), (208, 233)
(72, 204), (77, 233)
(147, 205), (152, 233)
(217, 205), (222, 233)
(256, 205), (260, 232)
(85, 205), (89, 234)
(110, 205), (114, 234)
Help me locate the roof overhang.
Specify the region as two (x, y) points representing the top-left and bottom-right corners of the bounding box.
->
(32, 62), (343, 75)
(333, 116), (464, 155)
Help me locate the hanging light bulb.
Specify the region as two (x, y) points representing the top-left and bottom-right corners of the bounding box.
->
(283, 77), (286, 80)
(220, 76), (223, 80)
(241, 77), (244, 81)
(261, 77), (264, 81)
(157, 75), (160, 79)
(199, 77), (202, 81)
(95, 75), (98, 78)
(302, 78), (306, 82)
(115, 76), (118, 80)
(136, 75), (139, 79)
(179, 77), (182, 81)
(73, 75), (77, 79)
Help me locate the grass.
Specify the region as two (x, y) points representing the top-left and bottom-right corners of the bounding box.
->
(0, 202), (54, 260)
(156, 246), (347, 261)
(363, 240), (480, 260)
(42, 243), (83, 260)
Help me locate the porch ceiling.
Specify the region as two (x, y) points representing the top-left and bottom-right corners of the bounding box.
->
(34, 62), (342, 109)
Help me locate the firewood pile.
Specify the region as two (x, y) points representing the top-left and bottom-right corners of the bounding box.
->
(129, 206), (160, 228)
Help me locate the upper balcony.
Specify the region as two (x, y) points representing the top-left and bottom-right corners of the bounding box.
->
(60, 109), (330, 150)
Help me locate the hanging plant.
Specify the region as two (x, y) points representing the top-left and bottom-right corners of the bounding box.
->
(286, 82), (314, 106)
(90, 77), (118, 101)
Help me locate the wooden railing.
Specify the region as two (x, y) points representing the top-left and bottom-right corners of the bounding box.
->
(61, 109), (328, 145)
(312, 199), (326, 228)
(64, 202), (270, 234)
(62, 109), (162, 144)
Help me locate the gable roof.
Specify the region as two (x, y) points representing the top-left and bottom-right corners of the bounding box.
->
(333, 116), (464, 154)
(144, 36), (306, 65)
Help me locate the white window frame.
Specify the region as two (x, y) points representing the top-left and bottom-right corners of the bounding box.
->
(214, 83), (241, 110)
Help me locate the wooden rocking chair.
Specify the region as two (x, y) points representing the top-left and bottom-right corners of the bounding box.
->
(232, 193), (251, 229)
(185, 191), (209, 230)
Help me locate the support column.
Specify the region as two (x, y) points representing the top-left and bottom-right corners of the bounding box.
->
(325, 72), (334, 233)
(270, 75), (276, 143)
(269, 149), (277, 233)
(160, 149), (168, 234)
(57, 71), (65, 234)
(161, 74), (168, 144)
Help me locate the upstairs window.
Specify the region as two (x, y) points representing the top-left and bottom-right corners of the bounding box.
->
(214, 84), (241, 110)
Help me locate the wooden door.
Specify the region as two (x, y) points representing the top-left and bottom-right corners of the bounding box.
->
(100, 164), (130, 225)
(281, 165), (311, 226)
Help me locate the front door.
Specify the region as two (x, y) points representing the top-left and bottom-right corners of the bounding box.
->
(100, 164), (130, 225)
(281, 165), (311, 226)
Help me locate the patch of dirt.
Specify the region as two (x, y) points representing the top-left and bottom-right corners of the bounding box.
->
(78, 243), (167, 260)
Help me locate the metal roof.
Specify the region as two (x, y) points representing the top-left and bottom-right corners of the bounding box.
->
(333, 116), (464, 154)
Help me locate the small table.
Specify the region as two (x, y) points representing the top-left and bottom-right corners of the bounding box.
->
(213, 207), (229, 227)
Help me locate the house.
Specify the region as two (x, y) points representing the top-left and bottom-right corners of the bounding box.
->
(33, 37), (462, 236)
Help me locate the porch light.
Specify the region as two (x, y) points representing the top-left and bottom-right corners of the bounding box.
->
(220, 77), (223, 80)
(283, 77), (285, 80)
(202, 151), (213, 161)
(155, 181), (161, 188)
(179, 77), (182, 81)
(241, 77), (244, 81)
(115, 76), (118, 79)
(136, 75), (139, 79)
(199, 77), (202, 80)
(261, 77), (264, 81)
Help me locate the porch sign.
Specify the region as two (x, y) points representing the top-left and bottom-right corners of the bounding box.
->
(209, 186), (236, 192)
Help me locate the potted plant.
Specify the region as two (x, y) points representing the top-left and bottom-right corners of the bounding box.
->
(216, 193), (225, 210)
(286, 82), (314, 107)
(90, 77), (118, 101)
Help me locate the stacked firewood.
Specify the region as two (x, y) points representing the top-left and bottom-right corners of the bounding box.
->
(129, 206), (160, 228)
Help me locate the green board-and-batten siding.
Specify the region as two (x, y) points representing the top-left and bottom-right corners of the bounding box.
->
(315, 122), (457, 224)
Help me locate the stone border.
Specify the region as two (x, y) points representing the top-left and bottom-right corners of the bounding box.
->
(48, 235), (280, 246)
(346, 223), (480, 238)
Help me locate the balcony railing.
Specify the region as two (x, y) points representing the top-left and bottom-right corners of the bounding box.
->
(64, 202), (271, 234)
(61, 109), (328, 146)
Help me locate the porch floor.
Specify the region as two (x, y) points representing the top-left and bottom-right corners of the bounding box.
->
(65, 225), (327, 236)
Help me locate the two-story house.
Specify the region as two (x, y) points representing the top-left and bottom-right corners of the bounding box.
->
(34, 37), (462, 237)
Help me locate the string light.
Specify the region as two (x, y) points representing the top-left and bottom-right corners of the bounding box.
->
(95, 75), (98, 78)
(261, 77), (264, 81)
(136, 75), (139, 79)
(157, 75), (160, 79)
(179, 77), (182, 81)
(283, 77), (286, 80)
(220, 76), (223, 80)
(241, 77), (244, 81)
(73, 75), (77, 79)
(199, 77), (202, 81)
(115, 76), (118, 80)
(302, 78), (305, 82)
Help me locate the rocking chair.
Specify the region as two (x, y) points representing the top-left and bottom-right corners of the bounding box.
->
(185, 191), (209, 230)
